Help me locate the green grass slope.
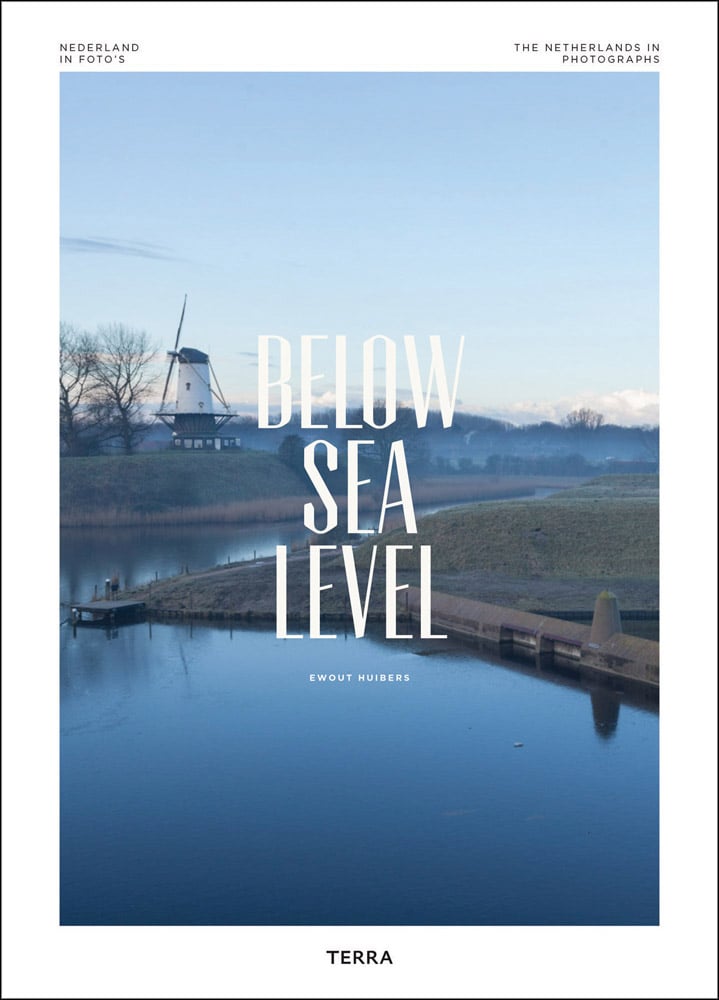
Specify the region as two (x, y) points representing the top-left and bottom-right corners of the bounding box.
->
(61, 450), (308, 517)
(354, 475), (659, 579)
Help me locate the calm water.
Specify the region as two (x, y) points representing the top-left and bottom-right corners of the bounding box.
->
(60, 521), (307, 606)
(61, 619), (658, 925)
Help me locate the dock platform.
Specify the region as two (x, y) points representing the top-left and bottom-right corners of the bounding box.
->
(71, 600), (146, 626)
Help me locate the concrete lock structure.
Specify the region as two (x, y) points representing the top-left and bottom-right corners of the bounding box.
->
(589, 590), (623, 644)
(405, 587), (658, 687)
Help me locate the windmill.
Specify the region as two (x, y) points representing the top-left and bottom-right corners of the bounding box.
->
(155, 296), (238, 449)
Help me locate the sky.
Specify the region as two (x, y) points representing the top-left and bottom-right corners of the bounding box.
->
(60, 71), (659, 425)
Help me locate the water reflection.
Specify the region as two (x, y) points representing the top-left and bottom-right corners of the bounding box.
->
(62, 619), (658, 737)
(60, 522), (307, 604)
(590, 686), (622, 739)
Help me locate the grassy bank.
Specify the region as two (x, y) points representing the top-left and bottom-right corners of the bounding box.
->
(122, 475), (658, 619)
(61, 448), (586, 526)
(352, 474), (658, 578)
(61, 450), (307, 525)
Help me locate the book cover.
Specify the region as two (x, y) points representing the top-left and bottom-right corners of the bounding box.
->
(3, 3), (717, 998)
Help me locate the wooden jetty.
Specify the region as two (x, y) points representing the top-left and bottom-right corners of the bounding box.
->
(70, 600), (145, 627)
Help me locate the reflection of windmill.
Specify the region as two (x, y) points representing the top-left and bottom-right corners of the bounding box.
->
(155, 296), (239, 450)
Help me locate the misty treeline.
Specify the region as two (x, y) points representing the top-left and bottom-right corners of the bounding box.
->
(260, 405), (659, 482)
(60, 322), (659, 477)
(60, 323), (157, 455)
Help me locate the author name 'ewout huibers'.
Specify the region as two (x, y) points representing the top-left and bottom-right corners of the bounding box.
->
(258, 335), (464, 640)
(309, 673), (411, 682)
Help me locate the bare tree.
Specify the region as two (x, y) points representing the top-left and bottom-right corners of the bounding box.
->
(277, 433), (306, 473)
(562, 407), (605, 432)
(93, 325), (158, 454)
(639, 425), (660, 465)
(59, 323), (104, 455)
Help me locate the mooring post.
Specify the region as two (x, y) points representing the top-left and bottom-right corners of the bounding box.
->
(589, 591), (623, 644)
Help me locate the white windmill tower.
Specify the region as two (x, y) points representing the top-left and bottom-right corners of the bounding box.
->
(155, 296), (238, 450)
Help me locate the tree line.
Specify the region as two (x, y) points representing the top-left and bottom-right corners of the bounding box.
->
(271, 404), (658, 481)
(60, 323), (157, 455)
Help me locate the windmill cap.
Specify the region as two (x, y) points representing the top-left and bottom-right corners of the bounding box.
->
(178, 347), (209, 363)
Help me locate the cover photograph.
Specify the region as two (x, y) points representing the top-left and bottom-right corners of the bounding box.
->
(58, 68), (661, 929)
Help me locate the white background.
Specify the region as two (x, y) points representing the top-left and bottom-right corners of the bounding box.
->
(2, 2), (717, 997)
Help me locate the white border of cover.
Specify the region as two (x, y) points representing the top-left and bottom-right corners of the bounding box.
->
(2, 3), (717, 998)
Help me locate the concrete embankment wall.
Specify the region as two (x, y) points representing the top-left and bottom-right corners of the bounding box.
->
(406, 588), (659, 687)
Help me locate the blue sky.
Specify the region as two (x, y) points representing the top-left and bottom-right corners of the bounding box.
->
(60, 72), (658, 424)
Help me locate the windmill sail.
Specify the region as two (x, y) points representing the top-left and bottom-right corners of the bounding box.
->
(159, 293), (187, 410)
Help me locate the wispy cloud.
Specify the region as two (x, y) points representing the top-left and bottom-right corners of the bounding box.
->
(61, 236), (182, 261)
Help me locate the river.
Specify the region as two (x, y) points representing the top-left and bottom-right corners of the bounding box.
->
(60, 511), (658, 926)
(60, 491), (560, 606)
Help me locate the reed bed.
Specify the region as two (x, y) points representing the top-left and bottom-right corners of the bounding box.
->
(60, 474), (583, 527)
